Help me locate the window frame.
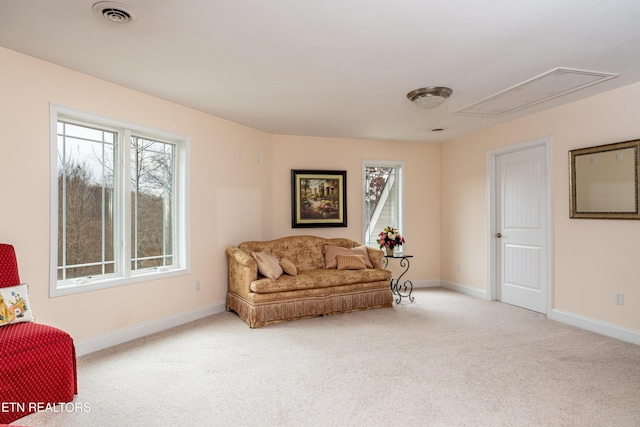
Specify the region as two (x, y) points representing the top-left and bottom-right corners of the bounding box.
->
(49, 104), (190, 297)
(362, 160), (405, 249)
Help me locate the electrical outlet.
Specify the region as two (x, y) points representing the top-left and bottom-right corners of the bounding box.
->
(195, 280), (201, 292)
(456, 263), (461, 271)
(614, 292), (623, 305)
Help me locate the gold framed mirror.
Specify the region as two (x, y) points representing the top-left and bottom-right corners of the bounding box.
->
(569, 139), (640, 219)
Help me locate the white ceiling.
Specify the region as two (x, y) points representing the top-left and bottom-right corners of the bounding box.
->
(2, 0), (640, 142)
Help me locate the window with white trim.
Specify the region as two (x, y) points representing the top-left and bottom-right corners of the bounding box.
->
(363, 161), (404, 248)
(51, 105), (189, 296)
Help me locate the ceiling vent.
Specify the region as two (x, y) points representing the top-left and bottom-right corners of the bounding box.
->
(454, 68), (617, 117)
(93, 2), (137, 24)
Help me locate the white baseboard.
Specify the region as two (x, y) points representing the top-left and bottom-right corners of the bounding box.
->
(440, 280), (488, 299)
(412, 280), (440, 288)
(75, 302), (226, 356)
(548, 309), (640, 346)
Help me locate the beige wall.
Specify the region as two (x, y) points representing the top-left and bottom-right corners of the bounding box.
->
(441, 81), (640, 331)
(0, 47), (273, 340)
(271, 135), (441, 282)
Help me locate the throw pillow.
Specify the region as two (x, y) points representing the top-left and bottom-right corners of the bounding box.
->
(0, 283), (35, 327)
(252, 252), (283, 280)
(279, 258), (297, 276)
(336, 254), (367, 270)
(324, 245), (373, 269)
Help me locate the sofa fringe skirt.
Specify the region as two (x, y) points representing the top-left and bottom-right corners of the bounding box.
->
(226, 287), (393, 328)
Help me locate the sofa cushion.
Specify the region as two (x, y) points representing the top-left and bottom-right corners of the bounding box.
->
(279, 258), (297, 276)
(239, 236), (327, 270)
(250, 268), (391, 293)
(336, 254), (367, 270)
(324, 245), (373, 269)
(252, 252), (283, 280)
(237, 236), (384, 270)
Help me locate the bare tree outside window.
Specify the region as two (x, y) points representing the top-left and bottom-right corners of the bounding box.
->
(57, 121), (178, 283)
(57, 121), (115, 281)
(131, 137), (175, 270)
(365, 167), (392, 216)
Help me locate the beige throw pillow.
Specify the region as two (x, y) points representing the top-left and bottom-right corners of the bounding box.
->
(324, 245), (373, 269)
(279, 258), (298, 276)
(252, 252), (283, 280)
(336, 254), (367, 270)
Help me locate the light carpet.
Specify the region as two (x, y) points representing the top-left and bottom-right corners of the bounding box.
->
(18, 288), (640, 426)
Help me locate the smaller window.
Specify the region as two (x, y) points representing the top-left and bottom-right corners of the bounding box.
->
(362, 161), (404, 247)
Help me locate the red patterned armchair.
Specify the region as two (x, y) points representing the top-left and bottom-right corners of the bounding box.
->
(0, 244), (77, 424)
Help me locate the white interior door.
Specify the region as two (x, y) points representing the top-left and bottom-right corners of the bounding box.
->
(496, 145), (548, 313)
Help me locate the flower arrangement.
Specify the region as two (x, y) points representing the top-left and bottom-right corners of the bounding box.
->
(377, 226), (405, 251)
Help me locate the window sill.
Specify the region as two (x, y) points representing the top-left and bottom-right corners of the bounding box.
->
(50, 268), (189, 297)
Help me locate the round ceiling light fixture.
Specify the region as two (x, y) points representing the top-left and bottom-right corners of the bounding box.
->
(93, 1), (137, 24)
(406, 86), (453, 110)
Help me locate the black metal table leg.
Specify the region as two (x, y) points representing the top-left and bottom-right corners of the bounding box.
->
(382, 255), (414, 304)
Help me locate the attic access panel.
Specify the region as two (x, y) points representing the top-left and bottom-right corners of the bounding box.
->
(455, 68), (617, 117)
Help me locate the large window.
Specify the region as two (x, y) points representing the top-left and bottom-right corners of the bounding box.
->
(363, 161), (404, 248)
(51, 105), (189, 296)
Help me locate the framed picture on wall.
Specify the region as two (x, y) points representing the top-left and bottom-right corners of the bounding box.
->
(291, 170), (347, 228)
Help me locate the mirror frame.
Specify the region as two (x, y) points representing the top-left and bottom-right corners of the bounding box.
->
(569, 139), (640, 219)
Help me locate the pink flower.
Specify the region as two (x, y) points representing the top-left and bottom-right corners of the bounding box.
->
(376, 226), (405, 250)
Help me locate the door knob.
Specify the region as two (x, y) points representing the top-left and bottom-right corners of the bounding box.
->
(495, 232), (502, 238)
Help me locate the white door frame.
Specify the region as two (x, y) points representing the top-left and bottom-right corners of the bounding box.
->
(486, 136), (553, 311)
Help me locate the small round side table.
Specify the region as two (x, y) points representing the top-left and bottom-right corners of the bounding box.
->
(382, 254), (414, 304)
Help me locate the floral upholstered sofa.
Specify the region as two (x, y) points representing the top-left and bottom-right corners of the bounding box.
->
(226, 235), (393, 327)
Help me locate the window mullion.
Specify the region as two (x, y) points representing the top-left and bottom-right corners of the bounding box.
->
(101, 131), (106, 276)
(121, 129), (133, 278)
(172, 142), (184, 269)
(61, 125), (68, 281)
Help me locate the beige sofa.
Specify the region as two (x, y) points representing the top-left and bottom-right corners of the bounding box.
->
(226, 235), (393, 327)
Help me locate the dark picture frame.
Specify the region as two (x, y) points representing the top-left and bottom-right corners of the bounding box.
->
(291, 170), (347, 228)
